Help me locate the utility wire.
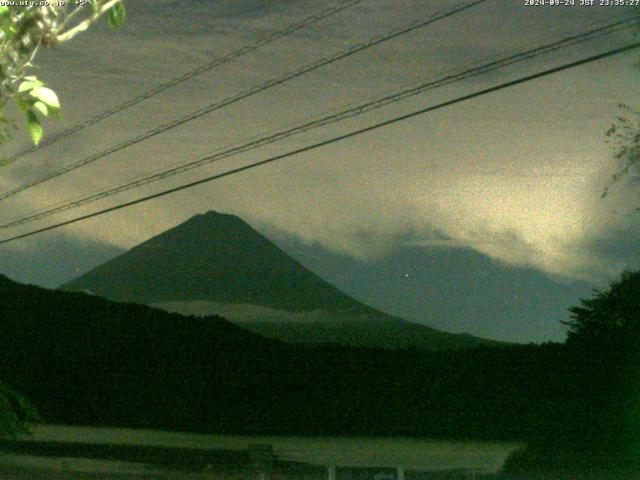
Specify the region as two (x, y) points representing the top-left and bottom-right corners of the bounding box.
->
(7, 17), (636, 225)
(1, 0), (364, 166)
(1, 41), (637, 246)
(0, 18), (636, 231)
(0, 0), (487, 202)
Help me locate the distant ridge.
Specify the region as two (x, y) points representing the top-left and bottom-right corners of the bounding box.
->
(61, 211), (500, 351)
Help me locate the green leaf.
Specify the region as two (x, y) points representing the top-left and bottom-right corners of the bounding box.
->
(107, 2), (126, 28)
(32, 101), (48, 117)
(0, 23), (17, 38)
(26, 110), (42, 145)
(0, 6), (9, 16)
(29, 87), (60, 109)
(18, 79), (44, 93)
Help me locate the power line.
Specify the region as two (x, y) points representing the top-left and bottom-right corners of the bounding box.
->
(1, 41), (637, 246)
(1, 0), (364, 166)
(0, 18), (636, 231)
(0, 0), (488, 202)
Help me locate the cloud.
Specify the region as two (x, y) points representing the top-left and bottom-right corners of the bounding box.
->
(0, 0), (638, 284)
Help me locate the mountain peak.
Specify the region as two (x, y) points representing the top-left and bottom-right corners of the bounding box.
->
(62, 211), (370, 313)
(194, 210), (244, 224)
(140, 210), (250, 244)
(128, 211), (273, 257)
(203, 210), (239, 219)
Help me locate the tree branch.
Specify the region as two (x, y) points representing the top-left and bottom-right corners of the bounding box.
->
(56, 0), (122, 43)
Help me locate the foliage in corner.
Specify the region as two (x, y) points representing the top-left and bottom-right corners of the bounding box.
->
(602, 14), (640, 203)
(503, 270), (640, 478)
(603, 104), (640, 204)
(564, 269), (640, 350)
(0, 1), (126, 146)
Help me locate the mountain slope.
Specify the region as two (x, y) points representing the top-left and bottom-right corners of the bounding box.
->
(61, 211), (498, 350)
(63, 211), (370, 311)
(156, 300), (492, 351)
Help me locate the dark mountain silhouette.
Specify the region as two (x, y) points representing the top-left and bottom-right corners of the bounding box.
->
(63, 211), (366, 311)
(0, 274), (565, 439)
(61, 211), (498, 351)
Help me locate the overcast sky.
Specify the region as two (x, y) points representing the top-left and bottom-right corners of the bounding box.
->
(0, 0), (638, 342)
